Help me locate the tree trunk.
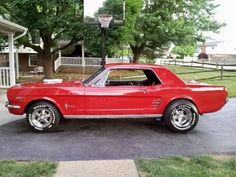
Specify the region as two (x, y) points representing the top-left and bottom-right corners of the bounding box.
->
(42, 53), (54, 79)
(133, 51), (142, 63)
(130, 44), (145, 63)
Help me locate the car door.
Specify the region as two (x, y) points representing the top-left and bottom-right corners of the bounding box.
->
(139, 69), (164, 114)
(84, 69), (148, 115)
(142, 84), (163, 114)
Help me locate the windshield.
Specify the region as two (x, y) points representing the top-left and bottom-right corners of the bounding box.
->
(83, 67), (106, 85)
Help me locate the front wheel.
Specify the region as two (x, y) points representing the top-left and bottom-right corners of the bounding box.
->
(163, 100), (199, 133)
(26, 101), (61, 132)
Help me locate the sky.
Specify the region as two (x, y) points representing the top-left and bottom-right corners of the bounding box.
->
(211, 0), (236, 50)
(84, 0), (105, 17)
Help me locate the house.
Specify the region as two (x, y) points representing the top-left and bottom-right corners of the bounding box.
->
(0, 46), (40, 73)
(197, 40), (236, 63)
(0, 18), (27, 88)
(0, 41), (86, 74)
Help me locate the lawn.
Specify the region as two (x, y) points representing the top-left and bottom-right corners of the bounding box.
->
(0, 161), (57, 177)
(136, 155), (236, 177)
(166, 65), (236, 97)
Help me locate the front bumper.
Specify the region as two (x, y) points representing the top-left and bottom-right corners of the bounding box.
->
(5, 102), (21, 109)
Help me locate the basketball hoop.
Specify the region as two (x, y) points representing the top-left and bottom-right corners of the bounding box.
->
(97, 14), (113, 28)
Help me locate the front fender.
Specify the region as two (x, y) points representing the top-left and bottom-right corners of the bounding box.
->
(23, 96), (64, 115)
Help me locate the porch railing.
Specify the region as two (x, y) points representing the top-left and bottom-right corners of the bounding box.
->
(61, 57), (101, 67)
(54, 56), (129, 71)
(54, 56), (62, 71)
(0, 67), (11, 88)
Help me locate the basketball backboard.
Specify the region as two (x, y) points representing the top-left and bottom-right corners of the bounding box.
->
(83, 0), (125, 25)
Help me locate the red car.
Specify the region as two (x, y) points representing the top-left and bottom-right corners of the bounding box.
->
(6, 64), (228, 133)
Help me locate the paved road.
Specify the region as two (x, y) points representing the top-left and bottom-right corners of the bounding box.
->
(0, 89), (236, 161)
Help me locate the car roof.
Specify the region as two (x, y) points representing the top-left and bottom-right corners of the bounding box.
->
(105, 63), (165, 69)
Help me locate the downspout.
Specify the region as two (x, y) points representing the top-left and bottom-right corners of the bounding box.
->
(13, 29), (28, 41)
(12, 29), (28, 82)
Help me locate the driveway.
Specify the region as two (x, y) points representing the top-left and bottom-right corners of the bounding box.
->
(0, 89), (236, 161)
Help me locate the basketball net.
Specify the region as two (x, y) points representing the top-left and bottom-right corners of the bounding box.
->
(97, 14), (113, 28)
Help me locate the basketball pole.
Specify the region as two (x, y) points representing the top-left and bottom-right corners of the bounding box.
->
(101, 27), (106, 66)
(98, 14), (113, 66)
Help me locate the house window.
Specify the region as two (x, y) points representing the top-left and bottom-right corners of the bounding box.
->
(28, 54), (38, 66)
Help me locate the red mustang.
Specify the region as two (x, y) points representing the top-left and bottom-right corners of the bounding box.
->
(6, 64), (228, 133)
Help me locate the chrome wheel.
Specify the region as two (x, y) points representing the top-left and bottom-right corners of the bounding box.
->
(170, 106), (195, 130)
(164, 100), (199, 133)
(29, 107), (53, 129)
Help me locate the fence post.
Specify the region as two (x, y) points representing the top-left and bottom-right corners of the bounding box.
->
(175, 60), (176, 65)
(202, 61), (204, 68)
(191, 60), (193, 68)
(216, 62), (218, 70)
(164, 59), (165, 65)
(220, 66), (223, 80)
(182, 60), (184, 67)
(82, 56), (85, 68)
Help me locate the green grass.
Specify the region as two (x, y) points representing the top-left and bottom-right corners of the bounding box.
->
(0, 161), (57, 177)
(136, 155), (236, 177)
(166, 65), (236, 97)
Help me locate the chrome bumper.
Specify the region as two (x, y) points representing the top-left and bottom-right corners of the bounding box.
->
(5, 102), (21, 109)
(226, 97), (229, 104)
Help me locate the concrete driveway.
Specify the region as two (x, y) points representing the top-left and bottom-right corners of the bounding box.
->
(0, 89), (236, 161)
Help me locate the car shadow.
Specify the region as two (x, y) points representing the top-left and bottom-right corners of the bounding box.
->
(0, 118), (172, 135)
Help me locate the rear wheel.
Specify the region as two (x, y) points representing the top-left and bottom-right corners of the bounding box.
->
(26, 101), (60, 132)
(163, 100), (199, 133)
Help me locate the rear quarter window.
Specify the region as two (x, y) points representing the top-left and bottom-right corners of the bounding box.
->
(154, 68), (184, 85)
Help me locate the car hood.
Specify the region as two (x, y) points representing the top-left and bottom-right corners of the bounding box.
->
(14, 80), (83, 88)
(7, 80), (84, 98)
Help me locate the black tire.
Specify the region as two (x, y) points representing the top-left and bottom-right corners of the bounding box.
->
(26, 101), (61, 132)
(163, 99), (199, 133)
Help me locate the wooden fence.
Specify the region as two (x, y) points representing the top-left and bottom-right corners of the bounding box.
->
(160, 59), (236, 80)
(160, 59), (236, 71)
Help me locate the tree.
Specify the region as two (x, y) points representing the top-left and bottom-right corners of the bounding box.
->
(128, 0), (224, 63)
(172, 45), (196, 58)
(87, 0), (223, 63)
(0, 34), (7, 51)
(0, 0), (84, 78)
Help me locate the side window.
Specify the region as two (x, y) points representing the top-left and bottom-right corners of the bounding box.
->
(107, 70), (146, 81)
(93, 72), (109, 87)
(143, 69), (161, 85)
(93, 69), (161, 87)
